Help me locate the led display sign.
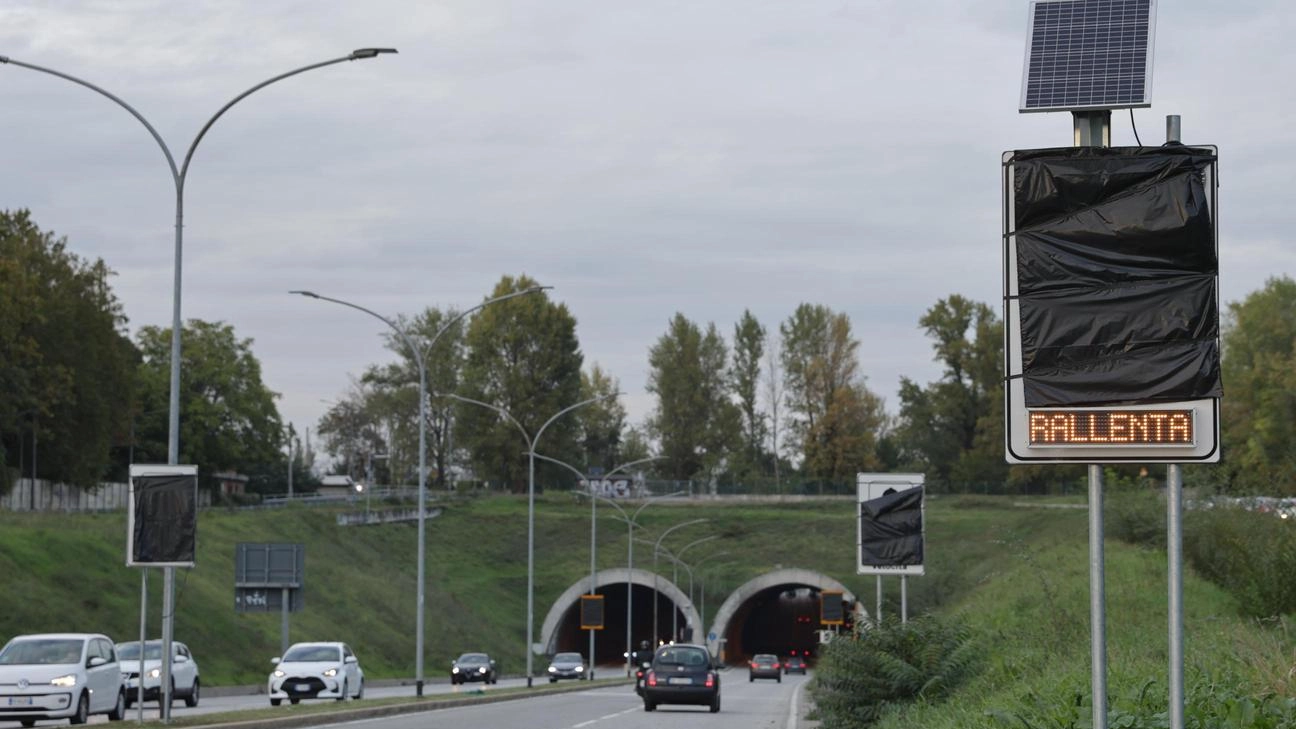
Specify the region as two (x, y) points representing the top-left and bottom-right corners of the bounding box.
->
(1028, 409), (1194, 447)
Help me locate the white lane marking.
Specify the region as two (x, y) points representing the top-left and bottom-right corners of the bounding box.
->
(574, 721), (596, 728)
(787, 678), (804, 729)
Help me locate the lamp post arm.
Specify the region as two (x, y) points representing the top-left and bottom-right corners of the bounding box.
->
(442, 393), (532, 449)
(677, 535), (721, 561)
(0, 56), (179, 181)
(289, 291), (426, 375)
(181, 51), (392, 181)
(426, 286), (550, 355)
(534, 392), (618, 447)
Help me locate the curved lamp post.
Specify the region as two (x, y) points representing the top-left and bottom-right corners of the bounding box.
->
(2, 48), (397, 720)
(445, 392), (616, 687)
(531, 452), (662, 678)
(291, 286), (543, 696)
(567, 486), (681, 677)
(648, 519), (709, 646)
(644, 534), (719, 642)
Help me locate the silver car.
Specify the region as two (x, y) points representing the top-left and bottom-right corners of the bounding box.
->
(0, 633), (127, 726)
(268, 642), (364, 706)
(116, 640), (200, 708)
(546, 652), (587, 682)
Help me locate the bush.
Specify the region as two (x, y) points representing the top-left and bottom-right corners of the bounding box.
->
(1106, 489), (1167, 550)
(1185, 508), (1296, 618)
(811, 615), (978, 728)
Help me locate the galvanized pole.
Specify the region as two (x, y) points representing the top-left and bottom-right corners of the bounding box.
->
(589, 478), (596, 679)
(1166, 114), (1185, 729)
(900, 575), (908, 624)
(875, 576), (882, 624)
(137, 570), (147, 722)
(1088, 464), (1108, 729)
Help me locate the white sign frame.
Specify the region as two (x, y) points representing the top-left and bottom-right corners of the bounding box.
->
(127, 464), (198, 568)
(1002, 149), (1220, 463)
(856, 473), (925, 576)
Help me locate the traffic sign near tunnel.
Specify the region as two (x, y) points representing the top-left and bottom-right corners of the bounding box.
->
(1002, 146), (1221, 463)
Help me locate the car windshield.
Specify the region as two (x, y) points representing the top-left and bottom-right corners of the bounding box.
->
(456, 653), (488, 665)
(553, 653), (582, 663)
(754, 654), (777, 663)
(655, 647), (708, 667)
(116, 642), (164, 661)
(283, 645), (340, 662)
(0, 639), (84, 665)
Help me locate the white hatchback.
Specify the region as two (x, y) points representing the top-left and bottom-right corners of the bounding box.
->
(0, 633), (127, 726)
(268, 642), (364, 706)
(116, 640), (200, 708)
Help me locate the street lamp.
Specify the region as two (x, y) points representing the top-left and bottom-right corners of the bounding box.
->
(531, 453), (663, 679)
(649, 519), (709, 646)
(2, 48), (397, 719)
(291, 286), (543, 696)
(444, 392), (615, 687)
(565, 487), (680, 677)
(669, 535), (720, 640)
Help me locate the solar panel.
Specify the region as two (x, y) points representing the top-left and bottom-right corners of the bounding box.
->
(1019, 0), (1156, 113)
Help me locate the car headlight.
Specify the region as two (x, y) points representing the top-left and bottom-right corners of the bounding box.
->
(575, 666), (584, 672)
(452, 667), (460, 674)
(148, 668), (161, 679)
(478, 667), (487, 674)
(50, 674), (78, 688)
(272, 670), (285, 678)
(548, 666), (557, 673)
(323, 668), (338, 678)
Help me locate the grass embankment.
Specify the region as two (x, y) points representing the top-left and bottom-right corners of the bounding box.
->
(1, 493), (883, 684)
(858, 497), (1296, 728)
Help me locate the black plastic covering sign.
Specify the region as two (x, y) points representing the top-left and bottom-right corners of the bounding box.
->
(858, 487), (924, 569)
(580, 594), (604, 630)
(129, 470), (197, 566)
(1010, 146), (1221, 407)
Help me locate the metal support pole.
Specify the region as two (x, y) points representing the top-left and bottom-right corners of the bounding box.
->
(137, 569), (147, 722)
(588, 479), (596, 679)
(280, 587), (290, 657)
(1167, 464), (1184, 729)
(626, 522), (634, 677)
(161, 568), (173, 720)
(527, 451), (536, 687)
(875, 575), (882, 624)
(1088, 464), (1108, 729)
(900, 575), (908, 624)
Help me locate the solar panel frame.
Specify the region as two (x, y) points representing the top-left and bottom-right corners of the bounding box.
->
(1019, 0), (1157, 113)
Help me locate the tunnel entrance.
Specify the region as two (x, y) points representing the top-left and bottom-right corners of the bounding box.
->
(707, 568), (860, 666)
(721, 586), (823, 662)
(540, 568), (701, 667)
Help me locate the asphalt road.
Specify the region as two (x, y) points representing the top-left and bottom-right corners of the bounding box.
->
(275, 672), (812, 729)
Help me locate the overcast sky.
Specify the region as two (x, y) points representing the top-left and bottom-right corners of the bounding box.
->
(2, 1), (1292, 450)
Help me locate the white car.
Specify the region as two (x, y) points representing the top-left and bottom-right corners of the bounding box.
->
(116, 640), (200, 708)
(0, 632), (127, 726)
(268, 642), (364, 706)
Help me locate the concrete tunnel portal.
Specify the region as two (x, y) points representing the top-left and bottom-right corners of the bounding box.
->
(541, 567), (861, 667)
(540, 569), (701, 667)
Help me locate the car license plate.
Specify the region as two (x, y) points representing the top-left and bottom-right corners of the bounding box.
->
(295, 683), (311, 692)
(8, 697), (33, 706)
(668, 677), (692, 685)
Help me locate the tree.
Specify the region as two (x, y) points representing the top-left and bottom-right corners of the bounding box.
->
(646, 314), (741, 483)
(133, 320), (284, 491)
(0, 210), (138, 488)
(1218, 276), (1296, 495)
(894, 295), (1007, 489)
(729, 310), (767, 480)
(576, 364), (627, 469)
(457, 276), (584, 491)
(315, 382), (389, 485)
(779, 304), (884, 482)
(361, 306), (470, 488)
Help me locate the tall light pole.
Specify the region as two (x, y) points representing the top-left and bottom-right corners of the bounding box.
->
(2, 48), (397, 720)
(689, 551), (732, 643)
(445, 392), (614, 687)
(670, 535), (720, 640)
(650, 519), (709, 646)
(291, 287), (543, 696)
(567, 487), (680, 677)
(531, 453), (662, 678)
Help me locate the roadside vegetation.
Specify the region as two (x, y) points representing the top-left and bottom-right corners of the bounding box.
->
(812, 491), (1296, 729)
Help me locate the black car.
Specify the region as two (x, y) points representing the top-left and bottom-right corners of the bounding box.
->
(450, 653), (497, 685)
(783, 654), (807, 675)
(641, 643), (720, 713)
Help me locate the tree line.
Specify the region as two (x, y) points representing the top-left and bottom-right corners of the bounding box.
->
(5, 208), (1296, 497)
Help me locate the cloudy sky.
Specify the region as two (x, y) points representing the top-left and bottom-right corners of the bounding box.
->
(2, 1), (1292, 448)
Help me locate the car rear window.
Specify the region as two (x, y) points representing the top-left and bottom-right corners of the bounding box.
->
(655, 647), (709, 667)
